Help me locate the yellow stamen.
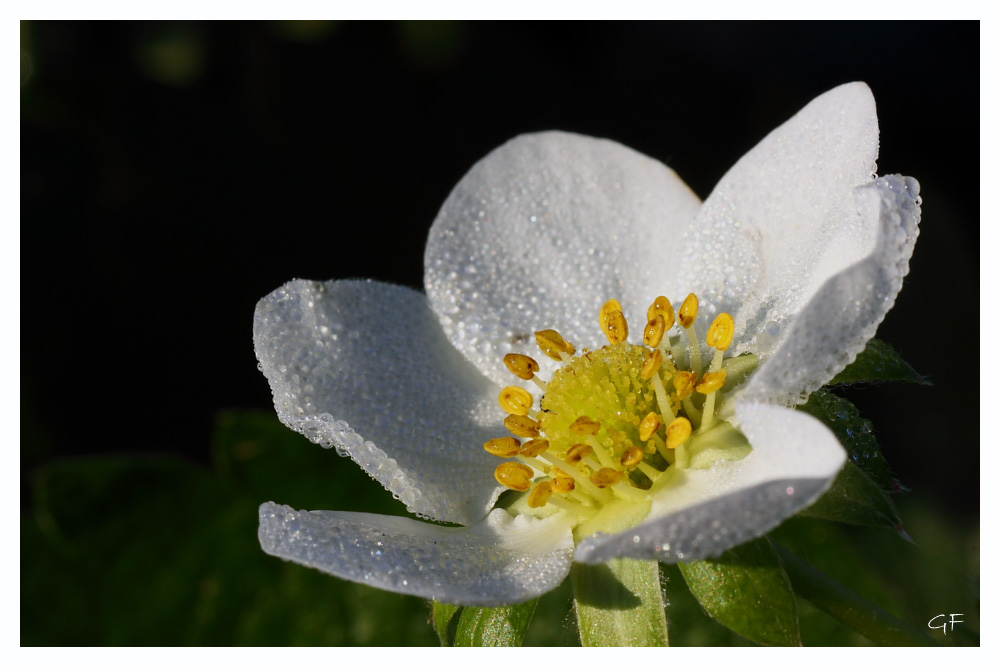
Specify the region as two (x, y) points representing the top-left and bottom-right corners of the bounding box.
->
(666, 417), (692, 449)
(494, 461), (534, 491)
(503, 353), (540, 380)
(602, 308), (629, 345)
(589, 467), (624, 488)
(504, 414), (541, 438)
(706, 313), (735, 351)
(673, 371), (697, 401)
(599, 299), (623, 339)
(519, 438), (550, 458)
(678, 293), (698, 328)
(551, 475), (576, 494)
(647, 296), (676, 329)
(527, 481), (553, 508)
(696, 370), (727, 394)
(483, 436), (521, 457)
(697, 370), (727, 433)
(565, 443), (594, 464)
(568, 416), (601, 436)
(498, 386), (533, 415)
(535, 329), (576, 361)
(640, 349), (663, 381)
(643, 314), (666, 348)
(638, 412), (662, 442)
(620, 446), (644, 467)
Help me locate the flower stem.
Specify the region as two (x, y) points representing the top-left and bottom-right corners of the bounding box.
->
(571, 558), (668, 646)
(775, 545), (936, 646)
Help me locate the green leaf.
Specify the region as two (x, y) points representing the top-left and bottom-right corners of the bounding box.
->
(452, 600), (538, 647)
(430, 601), (459, 646)
(830, 339), (927, 385)
(775, 545), (934, 646)
(571, 558), (668, 646)
(800, 462), (902, 528)
(679, 537), (800, 646)
(798, 391), (896, 492)
(23, 411), (439, 646)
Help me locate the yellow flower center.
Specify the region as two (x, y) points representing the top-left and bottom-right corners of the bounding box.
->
(484, 295), (759, 529)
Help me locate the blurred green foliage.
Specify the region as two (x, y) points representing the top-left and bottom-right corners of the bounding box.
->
(22, 410), (978, 646)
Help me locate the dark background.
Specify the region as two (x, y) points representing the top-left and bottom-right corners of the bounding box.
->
(21, 21), (979, 645)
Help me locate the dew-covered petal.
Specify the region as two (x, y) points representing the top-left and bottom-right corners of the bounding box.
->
(425, 131), (702, 386)
(573, 402), (845, 564)
(254, 279), (508, 526)
(259, 502), (575, 606)
(743, 174), (921, 405)
(680, 83), (883, 358)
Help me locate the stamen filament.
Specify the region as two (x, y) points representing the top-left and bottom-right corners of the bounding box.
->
(637, 461), (662, 481)
(546, 493), (596, 518)
(538, 452), (613, 503)
(611, 481), (650, 502)
(650, 372), (676, 420)
(587, 436), (617, 469)
(517, 456), (549, 473)
(686, 326), (703, 374)
(531, 377), (547, 391)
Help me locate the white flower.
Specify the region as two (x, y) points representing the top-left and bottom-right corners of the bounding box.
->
(253, 82), (920, 607)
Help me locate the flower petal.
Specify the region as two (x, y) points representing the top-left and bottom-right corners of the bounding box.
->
(573, 402), (844, 564)
(680, 83), (882, 357)
(425, 131), (702, 386)
(743, 175), (921, 405)
(259, 502), (575, 606)
(254, 279), (508, 526)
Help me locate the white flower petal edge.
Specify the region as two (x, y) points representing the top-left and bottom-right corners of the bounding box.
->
(424, 131), (702, 388)
(573, 402), (845, 564)
(253, 279), (507, 526)
(680, 82), (883, 358)
(743, 175), (921, 405)
(259, 502), (576, 606)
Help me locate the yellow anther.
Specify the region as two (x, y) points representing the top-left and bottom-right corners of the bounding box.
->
(599, 299), (622, 331)
(504, 414), (541, 438)
(640, 349), (663, 381)
(638, 412), (662, 442)
(679, 293), (699, 328)
(647, 296), (676, 329)
(519, 438), (550, 458)
(551, 475), (576, 494)
(498, 385), (534, 415)
(527, 481), (553, 508)
(696, 369), (727, 394)
(569, 416), (601, 436)
(620, 446), (644, 467)
(503, 353), (540, 380)
(494, 461), (534, 491)
(643, 314), (666, 347)
(535, 329), (576, 360)
(706, 313), (735, 351)
(602, 309), (629, 345)
(483, 436), (521, 458)
(673, 371), (697, 401)
(566, 443), (594, 464)
(666, 417), (693, 449)
(590, 467), (624, 488)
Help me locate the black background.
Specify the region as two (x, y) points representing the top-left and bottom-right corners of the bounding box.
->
(22, 21), (979, 520)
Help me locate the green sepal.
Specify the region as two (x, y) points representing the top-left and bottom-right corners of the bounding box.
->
(797, 391), (896, 492)
(571, 558), (668, 646)
(679, 537), (801, 646)
(430, 601), (460, 646)
(830, 339), (927, 385)
(800, 462), (902, 528)
(449, 600), (538, 647)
